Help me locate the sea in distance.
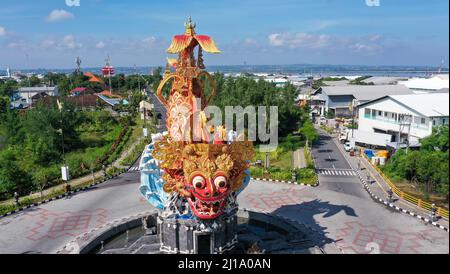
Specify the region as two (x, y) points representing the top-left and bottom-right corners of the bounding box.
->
(2, 64), (449, 78)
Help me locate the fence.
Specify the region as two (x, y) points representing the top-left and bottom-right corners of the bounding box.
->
(362, 154), (449, 220)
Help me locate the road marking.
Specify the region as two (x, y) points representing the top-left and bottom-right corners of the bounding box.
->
(317, 169), (357, 177)
(128, 166), (140, 172)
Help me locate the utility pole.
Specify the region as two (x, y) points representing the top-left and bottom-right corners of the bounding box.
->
(398, 114), (412, 152)
(135, 64), (141, 93)
(350, 99), (357, 138)
(76, 56), (82, 74)
(26, 54), (31, 105)
(57, 99), (70, 182)
(76, 56), (84, 109)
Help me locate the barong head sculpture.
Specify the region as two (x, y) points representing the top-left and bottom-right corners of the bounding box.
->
(150, 17), (254, 220)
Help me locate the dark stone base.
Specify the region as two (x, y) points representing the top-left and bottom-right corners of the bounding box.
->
(157, 215), (238, 254)
(93, 210), (325, 254)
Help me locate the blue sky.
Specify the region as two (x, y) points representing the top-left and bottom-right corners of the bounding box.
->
(0, 0), (448, 69)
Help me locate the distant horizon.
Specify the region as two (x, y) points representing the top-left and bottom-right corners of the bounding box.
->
(2, 63), (449, 72)
(0, 1), (448, 68)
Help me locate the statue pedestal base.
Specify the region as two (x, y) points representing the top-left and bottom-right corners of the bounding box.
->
(158, 214), (238, 254)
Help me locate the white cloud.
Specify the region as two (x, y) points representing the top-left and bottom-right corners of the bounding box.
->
(243, 38), (259, 47)
(268, 34), (284, 47)
(8, 41), (26, 50)
(58, 35), (82, 49)
(40, 39), (56, 48)
(142, 36), (157, 48)
(268, 32), (331, 49)
(46, 9), (74, 22)
(268, 32), (385, 55)
(0, 26), (6, 36)
(96, 41), (105, 49)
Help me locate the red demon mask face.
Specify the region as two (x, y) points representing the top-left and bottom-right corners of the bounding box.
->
(186, 172), (231, 219)
(153, 140), (254, 220)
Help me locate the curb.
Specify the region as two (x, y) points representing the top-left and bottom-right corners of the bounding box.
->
(251, 177), (319, 187)
(327, 130), (449, 233)
(0, 169), (128, 220)
(57, 210), (156, 254)
(355, 169), (449, 233)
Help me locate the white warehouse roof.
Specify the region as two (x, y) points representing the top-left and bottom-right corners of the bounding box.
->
(321, 85), (413, 101)
(389, 93), (449, 117)
(398, 75), (449, 91)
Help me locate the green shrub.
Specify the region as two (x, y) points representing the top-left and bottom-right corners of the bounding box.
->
(249, 166), (264, 178)
(0, 204), (16, 216)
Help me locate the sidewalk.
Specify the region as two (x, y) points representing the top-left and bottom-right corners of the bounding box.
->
(293, 148), (307, 169)
(329, 133), (449, 229)
(113, 136), (144, 169)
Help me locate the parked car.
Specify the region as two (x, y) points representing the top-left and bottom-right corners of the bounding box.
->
(319, 117), (327, 125)
(344, 142), (352, 152)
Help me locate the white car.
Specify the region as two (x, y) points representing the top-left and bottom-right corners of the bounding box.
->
(344, 142), (352, 152)
(319, 117), (327, 125)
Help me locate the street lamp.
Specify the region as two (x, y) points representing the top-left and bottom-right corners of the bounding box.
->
(57, 99), (70, 182)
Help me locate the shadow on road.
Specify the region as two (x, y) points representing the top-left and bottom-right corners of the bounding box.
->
(272, 199), (358, 251)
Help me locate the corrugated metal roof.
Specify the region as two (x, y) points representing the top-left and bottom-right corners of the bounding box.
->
(18, 86), (58, 92)
(361, 76), (403, 85)
(390, 93), (449, 117)
(321, 85), (413, 101)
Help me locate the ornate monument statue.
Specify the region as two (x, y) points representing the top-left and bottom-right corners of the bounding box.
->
(139, 17), (254, 254)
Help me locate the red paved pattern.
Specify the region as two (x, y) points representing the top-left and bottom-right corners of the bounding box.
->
(243, 185), (312, 212)
(335, 221), (445, 254)
(25, 208), (108, 241)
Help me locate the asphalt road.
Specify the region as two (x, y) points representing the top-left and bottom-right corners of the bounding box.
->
(0, 138), (448, 254)
(0, 164), (149, 254)
(312, 133), (351, 170)
(312, 130), (368, 199)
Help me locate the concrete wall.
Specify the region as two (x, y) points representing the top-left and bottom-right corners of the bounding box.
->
(357, 97), (439, 141)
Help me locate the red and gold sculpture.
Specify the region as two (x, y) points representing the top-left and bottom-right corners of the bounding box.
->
(152, 17), (254, 220)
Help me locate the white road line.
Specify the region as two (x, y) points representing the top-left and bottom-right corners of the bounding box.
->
(317, 168), (359, 177)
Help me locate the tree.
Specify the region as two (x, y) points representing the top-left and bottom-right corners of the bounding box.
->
(20, 75), (41, 87)
(2, 109), (23, 145)
(420, 125), (448, 152)
(298, 119), (318, 147)
(0, 96), (9, 117)
(0, 148), (33, 196)
(0, 79), (18, 97)
(150, 67), (163, 93)
(20, 102), (82, 164)
(383, 125), (449, 200)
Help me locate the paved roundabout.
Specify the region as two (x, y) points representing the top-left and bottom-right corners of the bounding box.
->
(0, 163), (448, 254)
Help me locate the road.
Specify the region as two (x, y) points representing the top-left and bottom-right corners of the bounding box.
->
(312, 130), (368, 198)
(0, 163), (148, 254)
(0, 132), (448, 254)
